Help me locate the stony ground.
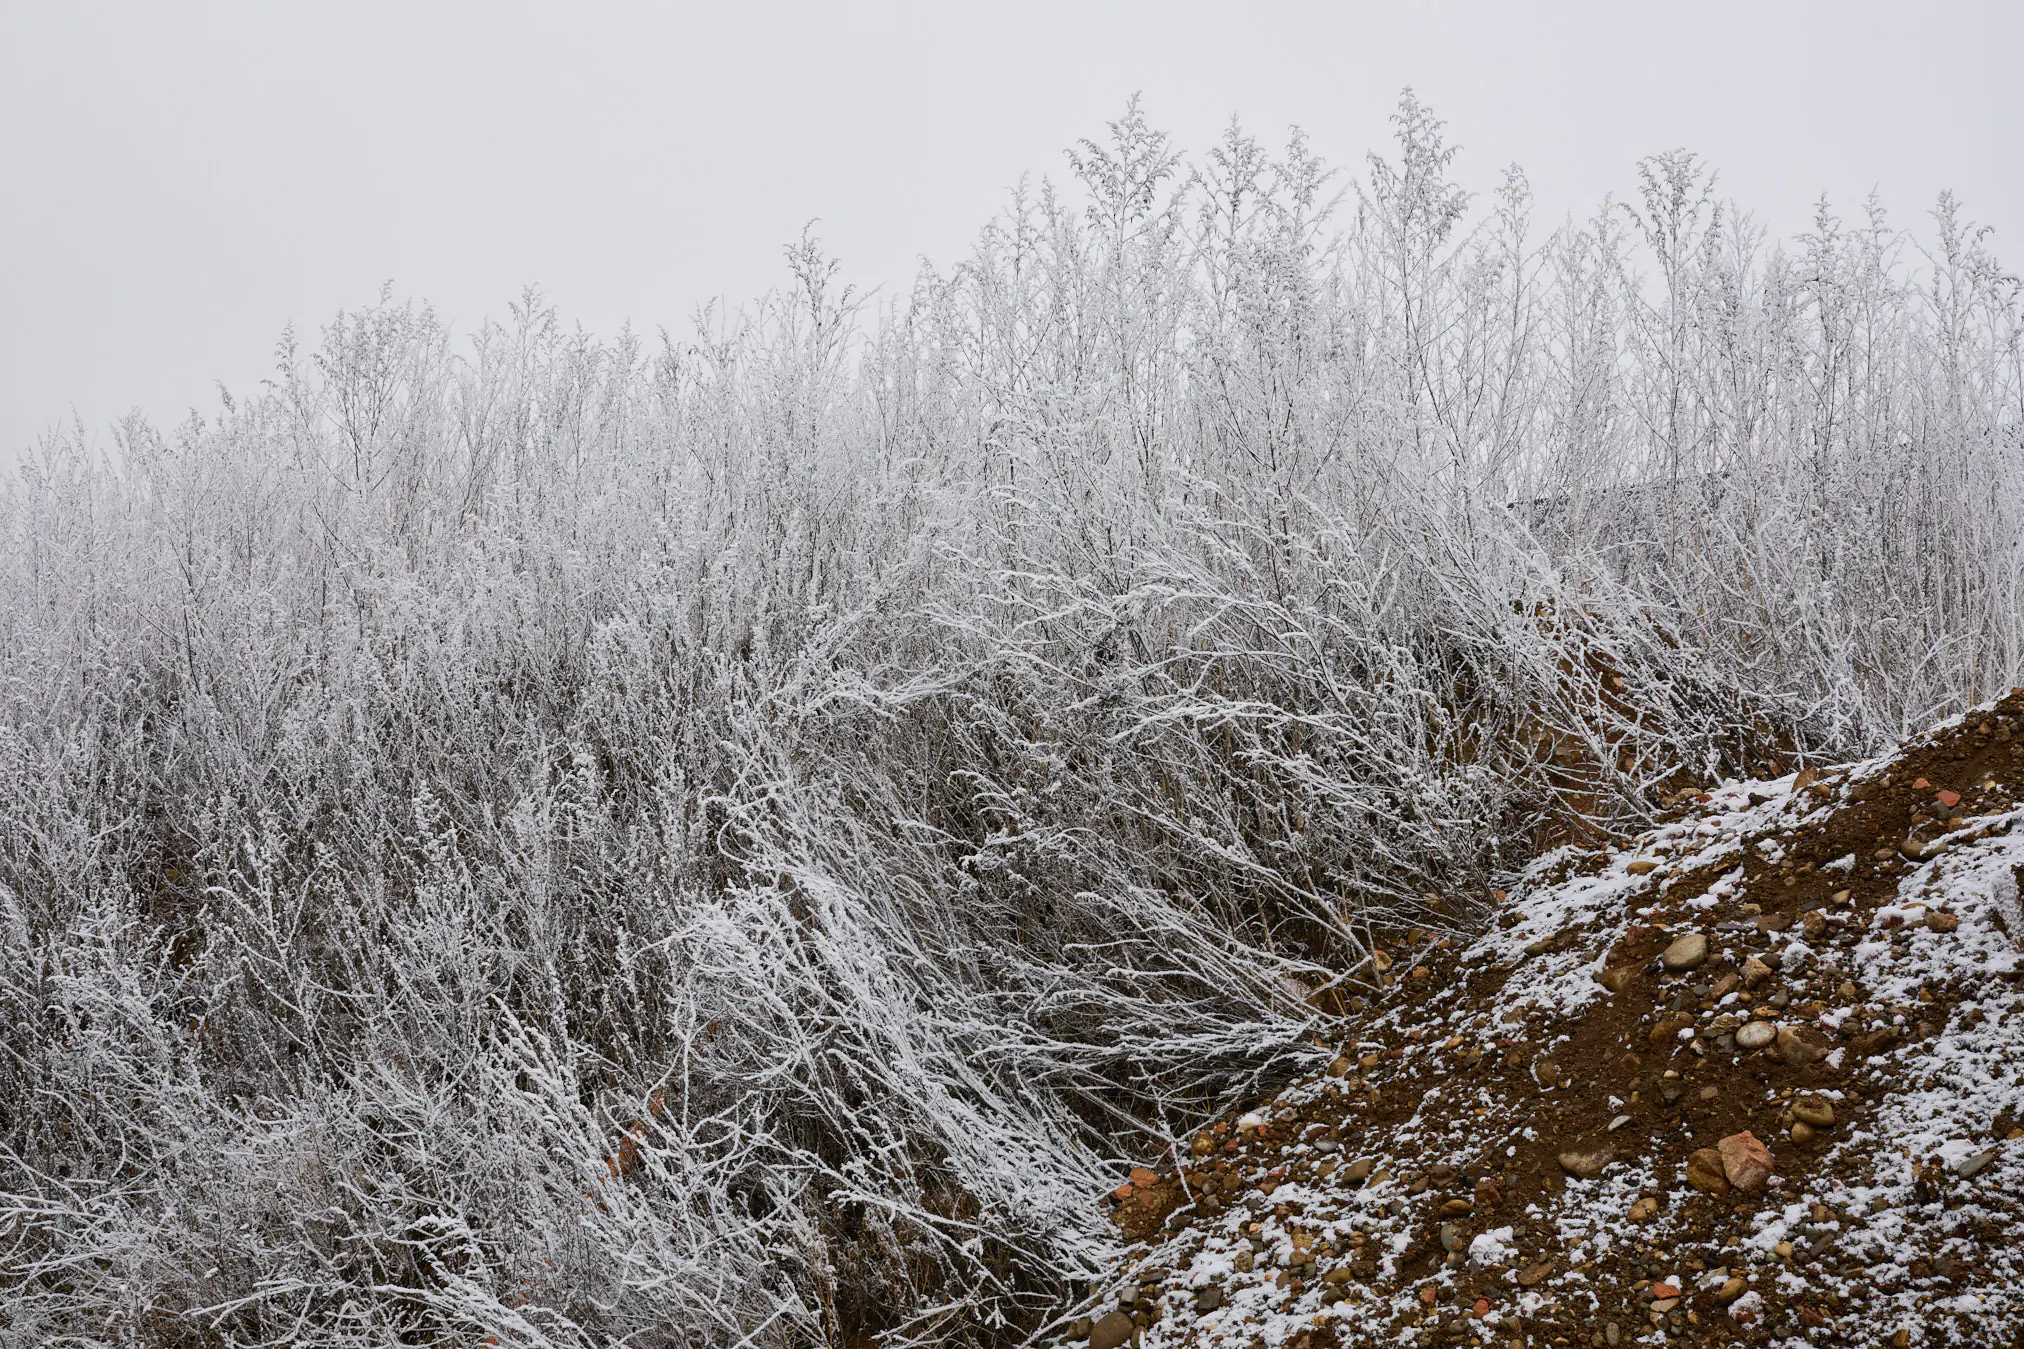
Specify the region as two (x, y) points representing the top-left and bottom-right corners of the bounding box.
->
(1056, 694), (2024, 1349)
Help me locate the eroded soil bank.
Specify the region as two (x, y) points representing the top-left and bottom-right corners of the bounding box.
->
(1065, 694), (2024, 1349)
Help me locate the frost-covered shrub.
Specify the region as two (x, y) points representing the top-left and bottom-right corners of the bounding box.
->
(0, 95), (2017, 1348)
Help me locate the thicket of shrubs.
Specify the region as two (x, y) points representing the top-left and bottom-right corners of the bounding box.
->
(2, 95), (2018, 1347)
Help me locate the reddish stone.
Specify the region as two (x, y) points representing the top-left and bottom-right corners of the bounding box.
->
(1718, 1131), (1775, 1193)
(1935, 788), (1961, 808)
(1652, 1283), (1680, 1299)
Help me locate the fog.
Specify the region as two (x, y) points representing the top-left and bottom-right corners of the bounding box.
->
(3, 0), (2017, 466)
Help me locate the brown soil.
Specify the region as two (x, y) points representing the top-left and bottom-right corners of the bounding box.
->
(1081, 691), (2024, 1348)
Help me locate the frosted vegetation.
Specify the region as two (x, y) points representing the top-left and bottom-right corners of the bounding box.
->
(1, 95), (2018, 1347)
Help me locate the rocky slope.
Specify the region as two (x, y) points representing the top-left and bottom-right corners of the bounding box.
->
(1059, 693), (2024, 1349)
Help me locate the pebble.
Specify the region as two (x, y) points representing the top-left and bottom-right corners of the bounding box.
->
(1741, 956), (1774, 988)
(1341, 1158), (1375, 1184)
(1718, 1131), (1774, 1192)
(1926, 911), (1960, 933)
(1647, 1014), (1693, 1047)
(1792, 1097), (1835, 1128)
(1594, 966), (1635, 994)
(1686, 1147), (1731, 1195)
(1789, 1121), (1817, 1145)
(1090, 1311), (1136, 1349)
(1194, 1285), (1223, 1313)
(1717, 1277), (1747, 1304)
(1517, 1261), (1553, 1287)
(1558, 1149), (1612, 1178)
(1627, 1195), (1659, 1222)
(1661, 932), (1710, 971)
(1775, 1025), (1828, 1065)
(1957, 1151), (1997, 1179)
(1736, 1020), (1777, 1050)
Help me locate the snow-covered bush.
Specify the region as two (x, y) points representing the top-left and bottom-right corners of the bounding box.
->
(0, 94), (2017, 1347)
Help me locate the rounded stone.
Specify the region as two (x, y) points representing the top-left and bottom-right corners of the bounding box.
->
(1090, 1312), (1136, 1349)
(1736, 1020), (1778, 1051)
(1792, 1097), (1835, 1128)
(1661, 932), (1710, 971)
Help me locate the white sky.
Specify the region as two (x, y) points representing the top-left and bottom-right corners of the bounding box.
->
(3, 0), (2018, 465)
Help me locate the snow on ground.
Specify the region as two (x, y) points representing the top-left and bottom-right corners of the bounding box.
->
(1061, 697), (2024, 1349)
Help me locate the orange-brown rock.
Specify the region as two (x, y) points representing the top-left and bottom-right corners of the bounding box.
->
(1718, 1131), (1774, 1193)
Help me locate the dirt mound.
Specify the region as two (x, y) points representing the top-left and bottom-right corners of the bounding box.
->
(1060, 694), (2024, 1348)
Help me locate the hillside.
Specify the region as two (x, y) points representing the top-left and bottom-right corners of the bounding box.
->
(1066, 693), (2024, 1349)
(4, 101), (2021, 1348)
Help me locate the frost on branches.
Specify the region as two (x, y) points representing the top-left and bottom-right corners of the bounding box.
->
(0, 94), (2019, 1348)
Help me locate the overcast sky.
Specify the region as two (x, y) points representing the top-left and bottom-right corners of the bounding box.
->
(3, 0), (2018, 466)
